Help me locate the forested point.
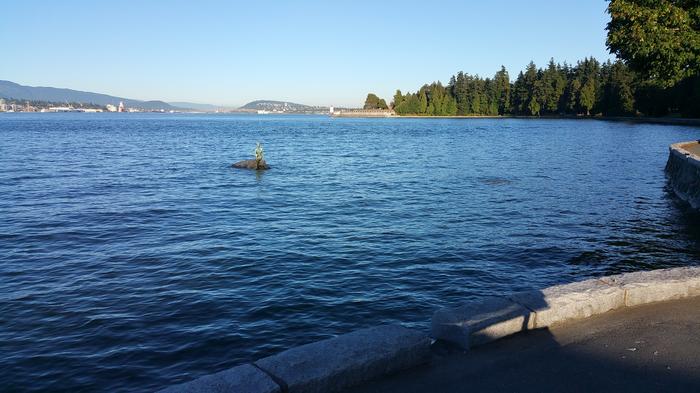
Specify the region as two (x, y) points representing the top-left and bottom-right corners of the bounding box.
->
(363, 93), (389, 110)
(382, 0), (700, 118)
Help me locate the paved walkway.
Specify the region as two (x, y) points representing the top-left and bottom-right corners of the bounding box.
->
(344, 296), (700, 393)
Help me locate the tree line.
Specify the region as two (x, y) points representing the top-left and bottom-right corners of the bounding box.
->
(366, 1), (700, 118)
(0, 98), (105, 110)
(378, 57), (697, 117)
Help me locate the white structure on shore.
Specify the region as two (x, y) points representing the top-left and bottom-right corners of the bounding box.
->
(47, 107), (75, 112)
(118, 101), (125, 112)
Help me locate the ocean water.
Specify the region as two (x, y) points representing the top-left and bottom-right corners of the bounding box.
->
(1, 113), (699, 392)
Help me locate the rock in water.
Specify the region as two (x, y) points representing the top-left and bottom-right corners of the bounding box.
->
(232, 159), (270, 170)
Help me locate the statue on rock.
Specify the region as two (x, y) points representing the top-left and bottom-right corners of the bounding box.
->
(232, 142), (270, 170)
(255, 142), (264, 167)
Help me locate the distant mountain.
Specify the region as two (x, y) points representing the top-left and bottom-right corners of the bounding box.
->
(240, 100), (319, 111)
(0, 80), (183, 111)
(168, 102), (225, 112)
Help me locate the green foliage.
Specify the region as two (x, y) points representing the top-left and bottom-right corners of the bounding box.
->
(540, 59), (566, 114)
(494, 66), (511, 115)
(447, 71), (501, 116)
(363, 93), (388, 109)
(377, 1), (700, 118)
(528, 99), (541, 116)
(445, 95), (458, 115)
(579, 79), (596, 115)
(389, 51), (697, 117)
(566, 78), (581, 114)
(605, 0), (700, 116)
(398, 59), (618, 117)
(607, 0), (700, 87)
(511, 71), (528, 114)
(418, 90), (428, 113)
(1, 98), (106, 110)
(392, 90), (404, 109)
(600, 60), (636, 116)
(523, 62), (540, 116)
(392, 82), (458, 116)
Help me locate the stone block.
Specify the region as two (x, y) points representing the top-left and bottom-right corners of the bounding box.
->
(254, 325), (430, 393)
(158, 363), (280, 393)
(509, 278), (625, 328)
(431, 296), (534, 350)
(602, 267), (700, 307)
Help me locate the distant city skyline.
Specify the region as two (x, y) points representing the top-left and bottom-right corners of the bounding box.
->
(1, 0), (614, 108)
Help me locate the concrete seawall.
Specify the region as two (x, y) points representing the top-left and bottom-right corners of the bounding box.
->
(331, 109), (395, 118)
(158, 266), (700, 392)
(666, 141), (700, 209)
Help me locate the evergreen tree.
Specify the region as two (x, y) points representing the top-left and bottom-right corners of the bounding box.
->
(469, 77), (482, 115)
(577, 58), (601, 115)
(600, 60), (636, 116)
(523, 62), (540, 116)
(445, 94), (458, 115)
(511, 71), (528, 114)
(418, 89), (428, 114)
(385, 47), (696, 117)
(579, 79), (596, 116)
(528, 97), (541, 116)
(452, 72), (470, 115)
(567, 78), (582, 114)
(364, 93), (388, 109)
(392, 90), (404, 109)
(484, 78), (498, 115)
(494, 66), (511, 115)
(397, 93), (421, 115)
(540, 59), (566, 114)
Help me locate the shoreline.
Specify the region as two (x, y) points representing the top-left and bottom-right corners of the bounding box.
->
(666, 141), (700, 209)
(159, 266), (700, 393)
(388, 114), (700, 126)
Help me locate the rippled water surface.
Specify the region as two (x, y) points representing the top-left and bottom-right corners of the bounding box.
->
(1, 113), (699, 392)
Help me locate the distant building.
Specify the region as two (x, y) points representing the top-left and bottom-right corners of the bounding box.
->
(0, 98), (6, 112)
(329, 106), (334, 115)
(48, 107), (74, 112)
(106, 104), (117, 112)
(118, 101), (125, 112)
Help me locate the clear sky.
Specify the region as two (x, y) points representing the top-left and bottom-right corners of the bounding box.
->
(1, 0), (614, 108)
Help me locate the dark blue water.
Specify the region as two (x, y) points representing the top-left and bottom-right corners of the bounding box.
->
(1, 113), (699, 392)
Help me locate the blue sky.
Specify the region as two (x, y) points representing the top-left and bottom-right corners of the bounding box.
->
(1, 1), (614, 107)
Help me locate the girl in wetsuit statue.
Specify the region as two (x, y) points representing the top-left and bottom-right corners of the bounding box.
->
(255, 142), (264, 169)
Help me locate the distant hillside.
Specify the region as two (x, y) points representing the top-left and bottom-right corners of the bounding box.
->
(0, 80), (183, 111)
(168, 102), (225, 112)
(240, 100), (316, 111)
